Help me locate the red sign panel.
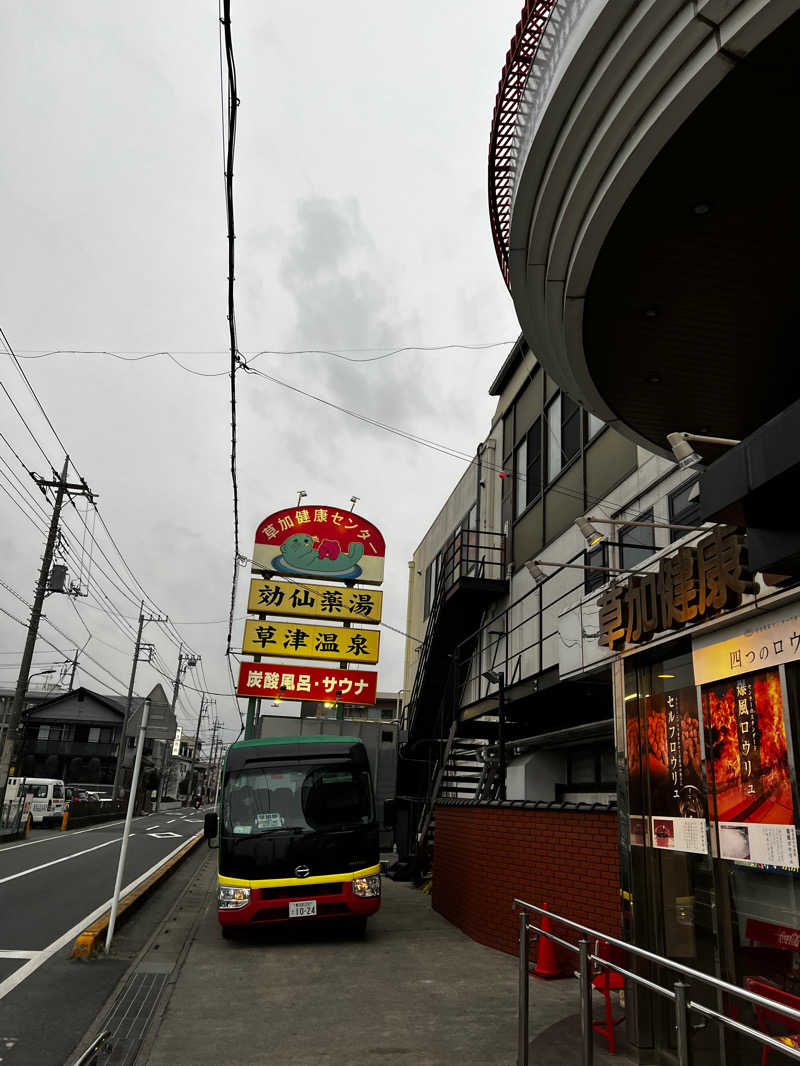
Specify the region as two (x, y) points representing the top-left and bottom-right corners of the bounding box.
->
(252, 505), (385, 585)
(745, 918), (800, 951)
(236, 661), (377, 705)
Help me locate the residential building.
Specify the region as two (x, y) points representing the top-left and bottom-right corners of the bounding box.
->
(18, 684), (176, 794)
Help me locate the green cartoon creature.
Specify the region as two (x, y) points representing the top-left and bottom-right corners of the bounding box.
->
(272, 533), (364, 579)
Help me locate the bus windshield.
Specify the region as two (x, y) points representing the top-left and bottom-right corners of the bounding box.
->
(222, 761), (374, 837)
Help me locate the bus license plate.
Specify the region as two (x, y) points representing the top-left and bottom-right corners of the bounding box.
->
(288, 900), (316, 918)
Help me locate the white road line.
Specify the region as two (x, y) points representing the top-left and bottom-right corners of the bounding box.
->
(0, 833), (202, 1002)
(0, 816), (152, 853)
(0, 836), (130, 886)
(144, 825), (160, 831)
(167, 818), (176, 824)
(0, 951), (40, 960)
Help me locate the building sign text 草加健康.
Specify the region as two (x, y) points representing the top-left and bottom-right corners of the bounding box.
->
(597, 526), (756, 651)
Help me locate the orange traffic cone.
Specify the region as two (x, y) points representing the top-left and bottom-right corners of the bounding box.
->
(533, 902), (562, 979)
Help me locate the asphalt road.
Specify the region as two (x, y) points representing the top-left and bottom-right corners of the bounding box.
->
(0, 806), (206, 1065)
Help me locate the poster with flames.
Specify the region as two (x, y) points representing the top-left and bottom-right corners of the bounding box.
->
(702, 667), (798, 870)
(646, 688), (708, 855)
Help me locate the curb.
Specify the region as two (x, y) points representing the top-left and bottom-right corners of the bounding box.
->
(71, 834), (204, 958)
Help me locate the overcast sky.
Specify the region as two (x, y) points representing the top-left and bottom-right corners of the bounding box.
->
(0, 1), (522, 747)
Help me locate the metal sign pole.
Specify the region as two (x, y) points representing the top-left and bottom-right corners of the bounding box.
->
(105, 698), (150, 953)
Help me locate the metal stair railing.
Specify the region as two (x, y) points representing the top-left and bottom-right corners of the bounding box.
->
(514, 897), (800, 1066)
(414, 720), (458, 861)
(406, 563), (447, 739)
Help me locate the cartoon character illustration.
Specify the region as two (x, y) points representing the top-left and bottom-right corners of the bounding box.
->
(271, 533), (364, 579)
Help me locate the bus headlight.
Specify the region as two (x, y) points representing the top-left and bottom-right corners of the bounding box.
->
(219, 885), (251, 909)
(352, 874), (381, 898)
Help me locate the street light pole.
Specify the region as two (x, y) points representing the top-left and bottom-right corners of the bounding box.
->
(105, 698), (150, 953)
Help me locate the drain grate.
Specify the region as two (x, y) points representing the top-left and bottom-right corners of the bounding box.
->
(103, 970), (169, 1066)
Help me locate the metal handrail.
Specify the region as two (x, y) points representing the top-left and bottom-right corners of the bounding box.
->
(514, 898), (800, 1066)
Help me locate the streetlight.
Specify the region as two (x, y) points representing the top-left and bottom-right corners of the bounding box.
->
(667, 431), (740, 469)
(482, 670), (507, 802)
(27, 669), (56, 686)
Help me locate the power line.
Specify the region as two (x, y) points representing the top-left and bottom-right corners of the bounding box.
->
(221, 0), (241, 661)
(0, 604), (128, 698)
(12, 340), (516, 367)
(0, 324), (69, 459)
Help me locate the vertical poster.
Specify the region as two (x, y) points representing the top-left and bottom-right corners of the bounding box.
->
(625, 692), (647, 846)
(646, 687), (708, 855)
(702, 667), (798, 870)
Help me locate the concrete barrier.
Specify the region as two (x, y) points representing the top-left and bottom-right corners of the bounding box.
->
(71, 834), (203, 958)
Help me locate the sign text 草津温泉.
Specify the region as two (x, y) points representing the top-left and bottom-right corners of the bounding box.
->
(241, 619), (380, 664)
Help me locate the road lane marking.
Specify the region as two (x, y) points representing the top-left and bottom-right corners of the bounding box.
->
(0, 951), (40, 960)
(0, 834), (202, 1002)
(144, 825), (160, 831)
(167, 818), (176, 824)
(0, 836), (130, 885)
(147, 831), (181, 839)
(0, 815), (153, 853)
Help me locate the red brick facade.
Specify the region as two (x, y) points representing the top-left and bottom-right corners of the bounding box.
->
(432, 803), (621, 964)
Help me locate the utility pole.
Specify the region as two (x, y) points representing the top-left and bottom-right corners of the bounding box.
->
(110, 601), (168, 801)
(0, 456), (95, 799)
(208, 717), (220, 801)
(69, 649), (79, 690)
(157, 646), (198, 811)
(187, 694), (206, 804)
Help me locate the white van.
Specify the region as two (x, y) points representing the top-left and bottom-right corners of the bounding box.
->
(5, 777), (66, 827)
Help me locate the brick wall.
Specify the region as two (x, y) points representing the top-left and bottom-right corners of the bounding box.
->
(432, 802), (621, 965)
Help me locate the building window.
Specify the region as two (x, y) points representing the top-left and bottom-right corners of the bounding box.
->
(423, 554), (441, 618)
(546, 397), (561, 482)
(562, 394), (581, 464)
(514, 437), (527, 517)
(37, 725), (50, 741)
(526, 419), (542, 504)
(587, 412), (604, 440)
(381, 730), (393, 744)
(546, 394), (581, 482)
(381, 708), (394, 721)
(585, 542), (609, 594)
(668, 476), (701, 541)
(619, 510), (655, 569)
(88, 727), (100, 744)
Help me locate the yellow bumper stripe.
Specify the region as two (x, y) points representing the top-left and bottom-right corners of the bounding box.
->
(218, 864), (380, 889)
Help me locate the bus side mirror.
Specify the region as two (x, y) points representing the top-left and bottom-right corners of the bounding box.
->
(204, 812), (218, 842)
(383, 800), (396, 828)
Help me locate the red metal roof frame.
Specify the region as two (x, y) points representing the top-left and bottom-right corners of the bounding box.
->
(488, 1), (559, 290)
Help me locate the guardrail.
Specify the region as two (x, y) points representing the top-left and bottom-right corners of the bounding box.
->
(514, 897), (800, 1066)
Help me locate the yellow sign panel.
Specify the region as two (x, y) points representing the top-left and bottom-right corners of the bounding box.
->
(242, 619), (380, 665)
(247, 579), (382, 625)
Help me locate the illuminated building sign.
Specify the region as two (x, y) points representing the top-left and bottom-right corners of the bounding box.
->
(236, 662), (377, 705)
(247, 579), (381, 624)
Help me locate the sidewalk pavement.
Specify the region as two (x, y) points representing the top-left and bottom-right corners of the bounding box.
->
(140, 863), (635, 1066)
